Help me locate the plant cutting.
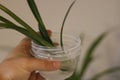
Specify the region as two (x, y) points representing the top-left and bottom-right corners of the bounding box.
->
(0, 0), (76, 48)
(0, 0), (81, 80)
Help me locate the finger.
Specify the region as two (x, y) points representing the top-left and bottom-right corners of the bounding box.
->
(5, 30), (52, 59)
(12, 38), (31, 52)
(26, 58), (60, 72)
(29, 71), (45, 80)
(9, 30), (52, 57)
(18, 38), (31, 48)
(14, 38), (31, 56)
(47, 29), (52, 36)
(39, 30), (52, 36)
(36, 72), (45, 80)
(18, 30), (52, 52)
(28, 71), (37, 80)
(5, 38), (31, 59)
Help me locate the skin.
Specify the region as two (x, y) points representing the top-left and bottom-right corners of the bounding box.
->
(0, 31), (60, 80)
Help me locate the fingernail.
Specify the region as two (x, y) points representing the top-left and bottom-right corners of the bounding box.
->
(35, 71), (40, 74)
(53, 61), (60, 69)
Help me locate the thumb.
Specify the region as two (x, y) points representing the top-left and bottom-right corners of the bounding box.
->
(25, 58), (60, 72)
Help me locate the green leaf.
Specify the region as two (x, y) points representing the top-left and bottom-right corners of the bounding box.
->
(0, 23), (41, 44)
(38, 23), (54, 45)
(0, 4), (40, 42)
(0, 16), (34, 39)
(0, 4), (34, 32)
(90, 67), (120, 80)
(66, 72), (81, 80)
(0, 16), (15, 25)
(60, 0), (76, 49)
(0, 16), (40, 44)
(27, 0), (54, 46)
(66, 32), (108, 80)
(78, 32), (107, 80)
(0, 4), (54, 47)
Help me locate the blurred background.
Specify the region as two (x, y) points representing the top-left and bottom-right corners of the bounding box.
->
(0, 0), (120, 80)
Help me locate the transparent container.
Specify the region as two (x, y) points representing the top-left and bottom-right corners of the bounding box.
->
(31, 32), (81, 80)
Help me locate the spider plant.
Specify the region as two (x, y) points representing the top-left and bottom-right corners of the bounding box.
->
(0, 0), (76, 48)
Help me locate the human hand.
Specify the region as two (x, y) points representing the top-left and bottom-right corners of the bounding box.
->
(0, 31), (60, 80)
